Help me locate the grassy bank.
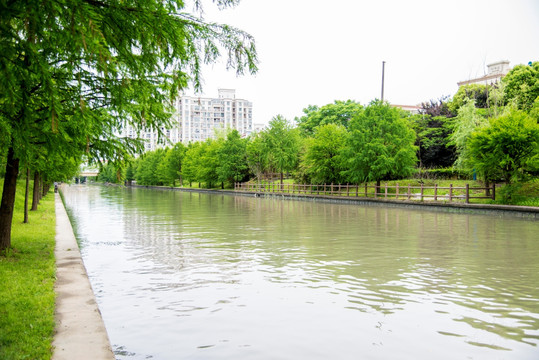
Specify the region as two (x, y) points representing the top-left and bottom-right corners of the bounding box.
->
(0, 180), (56, 360)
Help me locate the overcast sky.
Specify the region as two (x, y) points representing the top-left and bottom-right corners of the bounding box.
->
(189, 0), (539, 125)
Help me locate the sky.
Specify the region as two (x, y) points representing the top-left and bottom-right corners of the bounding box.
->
(187, 0), (539, 125)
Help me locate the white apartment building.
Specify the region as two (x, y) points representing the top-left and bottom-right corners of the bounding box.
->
(123, 89), (254, 151)
(176, 88), (253, 144)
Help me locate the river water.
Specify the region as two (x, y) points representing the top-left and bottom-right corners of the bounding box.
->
(61, 185), (539, 360)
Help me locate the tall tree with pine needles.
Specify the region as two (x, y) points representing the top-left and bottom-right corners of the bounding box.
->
(0, 0), (258, 251)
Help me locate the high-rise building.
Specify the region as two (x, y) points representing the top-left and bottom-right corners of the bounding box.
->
(176, 88), (253, 144)
(123, 89), (254, 151)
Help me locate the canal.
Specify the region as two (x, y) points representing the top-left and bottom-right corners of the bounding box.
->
(61, 185), (539, 360)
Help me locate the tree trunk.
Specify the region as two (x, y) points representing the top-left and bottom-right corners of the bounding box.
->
(39, 174), (44, 201)
(0, 147), (20, 251)
(31, 171), (40, 211)
(376, 179), (381, 197)
(24, 168), (30, 224)
(42, 174), (49, 197)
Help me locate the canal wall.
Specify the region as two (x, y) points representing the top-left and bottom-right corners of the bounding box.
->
(125, 184), (539, 219)
(53, 192), (115, 360)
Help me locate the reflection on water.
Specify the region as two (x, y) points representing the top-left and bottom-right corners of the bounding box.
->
(62, 185), (539, 360)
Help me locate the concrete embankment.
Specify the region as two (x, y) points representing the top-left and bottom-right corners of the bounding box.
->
(52, 192), (115, 360)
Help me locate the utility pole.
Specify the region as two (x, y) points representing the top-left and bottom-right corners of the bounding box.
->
(381, 61), (386, 102)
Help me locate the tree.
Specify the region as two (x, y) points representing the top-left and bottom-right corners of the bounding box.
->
(125, 161), (136, 186)
(449, 100), (488, 170)
(342, 100), (417, 188)
(217, 130), (248, 186)
(134, 149), (167, 186)
(245, 132), (267, 181)
(468, 110), (539, 184)
(98, 162), (121, 183)
(196, 138), (222, 188)
(0, 0), (258, 250)
(420, 96), (455, 118)
(302, 123), (347, 184)
(295, 100), (363, 136)
(182, 142), (202, 187)
(448, 84), (490, 114)
(261, 116), (301, 185)
(161, 143), (186, 186)
(412, 97), (456, 168)
(503, 61), (539, 111)
(411, 114), (455, 168)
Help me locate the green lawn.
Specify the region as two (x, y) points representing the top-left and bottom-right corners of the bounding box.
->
(0, 180), (56, 360)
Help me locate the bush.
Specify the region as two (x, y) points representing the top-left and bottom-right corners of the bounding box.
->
(497, 183), (526, 204)
(415, 168), (472, 180)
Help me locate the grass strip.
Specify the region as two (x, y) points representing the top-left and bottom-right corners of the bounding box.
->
(0, 180), (56, 360)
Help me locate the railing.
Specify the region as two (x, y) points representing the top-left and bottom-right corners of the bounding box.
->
(234, 182), (496, 203)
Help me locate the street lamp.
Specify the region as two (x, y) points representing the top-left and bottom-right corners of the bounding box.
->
(381, 61), (386, 102)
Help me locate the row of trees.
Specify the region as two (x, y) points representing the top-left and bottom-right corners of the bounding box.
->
(0, 0), (258, 251)
(109, 62), (539, 194)
(104, 101), (418, 189)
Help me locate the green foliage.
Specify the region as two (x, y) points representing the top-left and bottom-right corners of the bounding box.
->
(342, 100), (417, 184)
(217, 130), (249, 185)
(98, 162), (120, 183)
(0, 0), (258, 249)
(261, 116), (301, 182)
(468, 110), (539, 184)
(497, 183), (526, 204)
(197, 139), (222, 188)
(302, 123), (347, 184)
(182, 142), (203, 187)
(295, 100), (363, 136)
(448, 84), (490, 113)
(411, 114), (455, 168)
(0, 180), (55, 359)
(159, 143), (186, 186)
(245, 132), (267, 180)
(134, 149), (167, 186)
(416, 167), (472, 180)
(503, 61), (539, 111)
(449, 100), (488, 170)
(125, 163), (135, 182)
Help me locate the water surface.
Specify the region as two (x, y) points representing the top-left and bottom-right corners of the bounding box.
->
(62, 185), (539, 360)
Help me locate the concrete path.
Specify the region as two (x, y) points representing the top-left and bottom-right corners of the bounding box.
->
(52, 192), (115, 360)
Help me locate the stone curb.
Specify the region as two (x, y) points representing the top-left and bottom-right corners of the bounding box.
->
(52, 192), (115, 360)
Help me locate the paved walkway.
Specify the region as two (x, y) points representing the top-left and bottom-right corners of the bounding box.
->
(52, 193), (115, 360)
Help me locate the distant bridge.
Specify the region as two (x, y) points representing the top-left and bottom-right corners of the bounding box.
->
(79, 170), (99, 177)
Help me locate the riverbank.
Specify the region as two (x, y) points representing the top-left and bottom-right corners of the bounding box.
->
(52, 191), (115, 360)
(0, 179), (114, 359)
(0, 181), (56, 359)
(125, 183), (539, 218)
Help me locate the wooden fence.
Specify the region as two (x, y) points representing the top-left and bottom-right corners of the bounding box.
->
(234, 182), (496, 204)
